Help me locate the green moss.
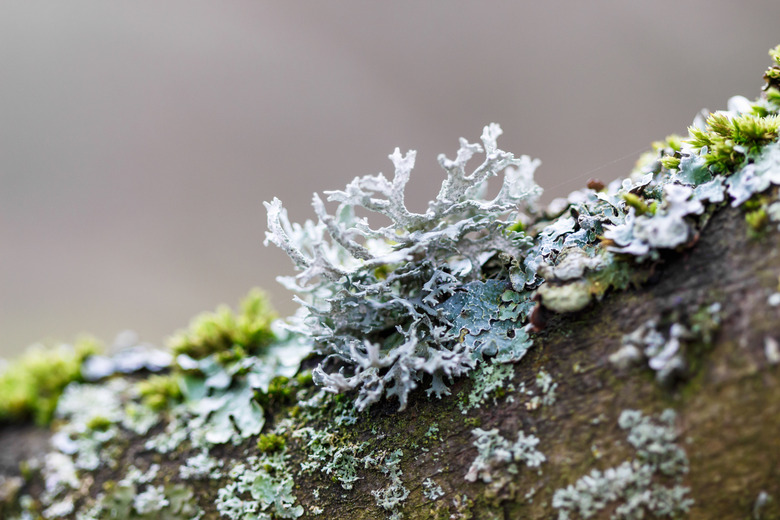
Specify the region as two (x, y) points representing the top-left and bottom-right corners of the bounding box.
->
(137, 374), (183, 411)
(373, 264), (393, 280)
(464, 417), (482, 428)
(687, 113), (780, 173)
(86, 415), (113, 432)
(767, 87), (780, 108)
(746, 207), (769, 234)
(621, 193), (651, 215)
(632, 134), (684, 176)
(167, 288), (276, 360)
(507, 219), (526, 233)
(659, 155), (681, 171)
(765, 44), (780, 86)
(257, 433), (286, 454)
(255, 375), (297, 409)
(295, 370), (314, 387)
(743, 193), (774, 238)
(770, 44), (780, 66)
(0, 336), (101, 425)
(654, 49), (780, 175)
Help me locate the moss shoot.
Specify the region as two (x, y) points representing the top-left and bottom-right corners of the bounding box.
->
(167, 288), (277, 360)
(0, 336), (100, 425)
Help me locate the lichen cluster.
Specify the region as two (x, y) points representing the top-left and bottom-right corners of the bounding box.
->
(609, 303), (722, 384)
(265, 124), (542, 410)
(552, 410), (692, 519)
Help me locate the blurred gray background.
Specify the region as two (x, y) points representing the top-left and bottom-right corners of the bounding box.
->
(2, 1), (779, 357)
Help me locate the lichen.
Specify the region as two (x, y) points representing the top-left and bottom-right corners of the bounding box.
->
(527, 368), (557, 409)
(80, 483), (203, 520)
(765, 337), (780, 365)
(291, 422), (368, 490)
(422, 478), (445, 501)
(369, 449), (409, 519)
(459, 362), (515, 413)
(81, 330), (171, 381)
(552, 410), (692, 520)
(179, 451), (224, 480)
(215, 451), (303, 520)
(609, 303), (722, 384)
(265, 124), (542, 410)
(464, 428), (545, 485)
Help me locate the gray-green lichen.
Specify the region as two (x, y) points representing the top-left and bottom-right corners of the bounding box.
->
(464, 428), (545, 486)
(265, 124), (542, 411)
(609, 303), (722, 383)
(215, 451), (303, 520)
(369, 449), (409, 519)
(552, 410), (692, 520)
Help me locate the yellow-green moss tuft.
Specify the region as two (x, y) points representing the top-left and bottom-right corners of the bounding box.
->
(167, 288), (276, 360)
(687, 113), (780, 173)
(0, 336), (101, 425)
(256, 433), (286, 454)
(136, 373), (183, 411)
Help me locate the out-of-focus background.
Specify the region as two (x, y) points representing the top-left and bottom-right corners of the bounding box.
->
(2, 1), (779, 358)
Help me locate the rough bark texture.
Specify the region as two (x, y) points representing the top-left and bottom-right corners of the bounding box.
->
(1, 196), (779, 519)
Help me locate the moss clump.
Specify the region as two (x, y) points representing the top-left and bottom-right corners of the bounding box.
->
(633, 133), (684, 175)
(765, 87), (780, 112)
(464, 417), (482, 428)
(764, 44), (780, 89)
(136, 374), (183, 411)
(86, 415), (114, 432)
(746, 207), (769, 234)
(653, 50), (780, 175)
(254, 371), (315, 411)
(0, 336), (100, 425)
(295, 370), (314, 388)
(254, 375), (296, 409)
(167, 288), (276, 360)
(256, 433), (286, 454)
(687, 112), (780, 173)
(742, 194), (774, 239)
(659, 155), (681, 171)
(621, 193), (653, 216)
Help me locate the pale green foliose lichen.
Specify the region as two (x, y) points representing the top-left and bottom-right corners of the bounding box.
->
(609, 303), (721, 383)
(459, 362), (515, 413)
(552, 409), (692, 520)
(765, 336), (780, 365)
(528, 368), (557, 409)
(79, 483), (203, 520)
(422, 478), (445, 501)
(215, 451), (303, 520)
(265, 75), (780, 414)
(464, 428), (545, 485)
(292, 425), (368, 490)
(369, 449), (409, 519)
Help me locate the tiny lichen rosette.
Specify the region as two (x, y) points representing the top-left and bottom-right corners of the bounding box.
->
(265, 124), (542, 410)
